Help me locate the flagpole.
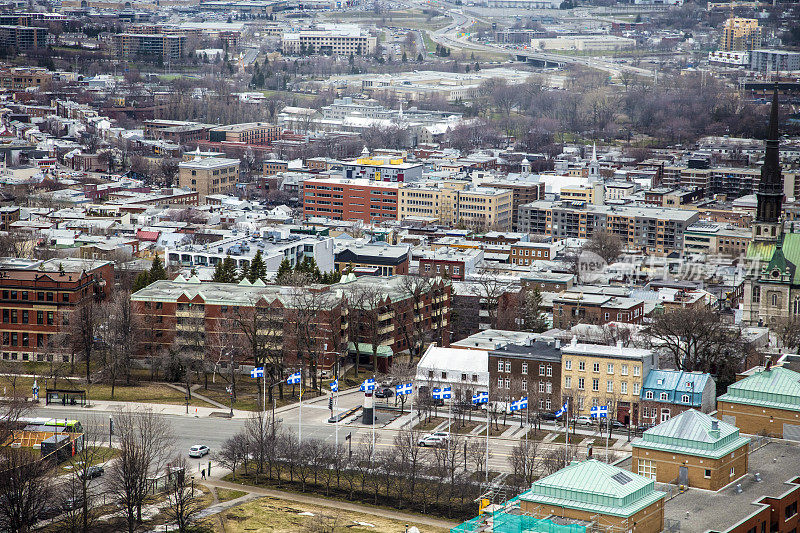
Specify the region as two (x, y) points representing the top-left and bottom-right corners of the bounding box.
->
(299, 368), (303, 444)
(564, 398), (568, 468)
(605, 406), (610, 463)
(334, 377), (339, 452)
(485, 397), (489, 484)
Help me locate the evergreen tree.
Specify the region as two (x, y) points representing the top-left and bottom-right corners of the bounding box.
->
(402, 51), (407, 62)
(247, 250), (267, 283)
(149, 255), (167, 282)
(276, 258), (293, 282)
(221, 255), (238, 283)
(212, 260), (227, 283)
(417, 53), (423, 62)
(132, 271), (150, 292)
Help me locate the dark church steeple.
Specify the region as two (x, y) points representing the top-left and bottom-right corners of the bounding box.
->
(754, 86), (783, 241)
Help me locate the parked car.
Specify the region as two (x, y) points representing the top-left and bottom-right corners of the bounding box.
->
(417, 432), (450, 447)
(538, 412), (558, 421)
(189, 445), (210, 458)
(79, 465), (104, 480)
(573, 415), (593, 426)
(609, 420), (626, 429)
(374, 387), (394, 399)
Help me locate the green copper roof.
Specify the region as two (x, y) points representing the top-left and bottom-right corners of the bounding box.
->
(632, 409), (749, 459)
(519, 459), (665, 518)
(718, 366), (800, 413)
(746, 241), (776, 262)
(348, 342), (393, 357)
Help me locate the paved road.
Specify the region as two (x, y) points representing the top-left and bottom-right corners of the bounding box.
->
(31, 397), (633, 476)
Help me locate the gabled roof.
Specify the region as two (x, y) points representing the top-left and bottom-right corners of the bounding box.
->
(519, 459), (665, 518)
(642, 369), (711, 394)
(632, 409), (749, 459)
(717, 366), (800, 412)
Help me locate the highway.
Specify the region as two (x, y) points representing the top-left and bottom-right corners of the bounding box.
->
(414, 0), (656, 79)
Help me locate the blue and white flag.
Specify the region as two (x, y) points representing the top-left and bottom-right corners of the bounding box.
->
(287, 371), (301, 385)
(472, 391), (489, 405)
(360, 378), (376, 392)
(554, 401), (568, 418)
(250, 367), (264, 378)
(432, 387), (452, 400)
(330, 379), (339, 393)
(590, 405), (608, 418)
(396, 382), (413, 396)
(510, 397), (528, 412)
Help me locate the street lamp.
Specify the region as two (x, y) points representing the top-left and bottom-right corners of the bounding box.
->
(109, 415), (113, 446)
(226, 385), (234, 418)
(185, 395), (189, 415)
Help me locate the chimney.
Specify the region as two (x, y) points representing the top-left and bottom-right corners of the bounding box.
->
(765, 358), (772, 372)
(555, 338), (561, 349)
(587, 443), (593, 458)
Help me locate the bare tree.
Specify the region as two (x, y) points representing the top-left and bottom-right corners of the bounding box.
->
(583, 229), (622, 264)
(107, 408), (174, 533)
(59, 417), (108, 533)
(0, 448), (54, 533)
(164, 456), (203, 533)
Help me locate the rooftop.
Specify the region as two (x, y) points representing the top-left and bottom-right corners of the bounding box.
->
(717, 366), (800, 413)
(632, 410), (750, 460)
(664, 440), (800, 533)
(178, 157), (239, 169)
(520, 459), (665, 518)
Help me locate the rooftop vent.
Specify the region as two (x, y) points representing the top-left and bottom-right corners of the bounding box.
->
(734, 484), (743, 494)
(611, 472), (632, 485)
(754, 473), (762, 482)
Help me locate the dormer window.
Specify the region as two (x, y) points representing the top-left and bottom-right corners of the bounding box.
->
(772, 269), (780, 278)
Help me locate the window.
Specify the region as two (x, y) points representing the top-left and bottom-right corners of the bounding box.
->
(539, 364), (545, 376)
(10, 310), (16, 323)
(682, 394), (690, 403)
(607, 380), (614, 393)
(546, 382), (552, 393)
(22, 333), (28, 347)
(461, 373), (467, 381)
(521, 363), (528, 374)
(578, 378), (585, 390)
(621, 364), (629, 376)
(505, 362), (511, 373)
(638, 459), (656, 480)
(497, 377), (504, 389)
(785, 502), (797, 520)
(522, 380), (527, 391)
(546, 398), (551, 409)
(539, 382), (545, 393)
(645, 390), (653, 399)
(1, 309), (6, 323)
(47, 312), (53, 326)
(441, 372), (447, 379)
(633, 383), (640, 395)
(62, 293), (69, 302)
(704, 469), (711, 479)
(428, 370), (434, 378)
(504, 378), (510, 389)
(607, 363), (614, 374)
(546, 366), (552, 377)
(660, 392), (668, 400)
(565, 360), (572, 370)
(633, 366), (641, 377)
(621, 382), (628, 394)
(593, 362), (600, 373)
(592, 378), (599, 392)
(497, 361), (503, 372)
(472, 374), (477, 382)
(21, 310), (27, 324)
(46, 292), (53, 302)
(579, 361), (585, 371)
(565, 377), (572, 389)
(730, 467), (735, 477)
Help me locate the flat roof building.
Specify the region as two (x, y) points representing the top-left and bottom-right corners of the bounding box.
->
(177, 157), (240, 202)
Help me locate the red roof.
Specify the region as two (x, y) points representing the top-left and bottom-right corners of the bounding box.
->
(136, 230), (160, 242)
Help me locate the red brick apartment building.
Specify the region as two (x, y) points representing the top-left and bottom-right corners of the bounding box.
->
(303, 177), (398, 223)
(130, 275), (450, 372)
(0, 258), (113, 363)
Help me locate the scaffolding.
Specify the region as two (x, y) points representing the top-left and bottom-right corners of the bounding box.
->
(451, 497), (589, 533)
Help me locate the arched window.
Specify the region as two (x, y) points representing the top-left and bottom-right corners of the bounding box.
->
(753, 286), (760, 303)
(794, 297), (800, 315)
(772, 293), (779, 307)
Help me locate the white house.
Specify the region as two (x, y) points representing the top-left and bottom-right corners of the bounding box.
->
(415, 345), (489, 397)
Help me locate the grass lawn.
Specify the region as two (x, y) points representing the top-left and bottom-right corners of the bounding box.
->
(451, 420), (481, 435)
(215, 488), (249, 503)
(522, 428), (552, 441)
(487, 424), (509, 437)
(59, 446), (118, 475)
(413, 416), (447, 432)
(196, 373), (333, 412)
(0, 376), (211, 407)
(204, 495), (449, 533)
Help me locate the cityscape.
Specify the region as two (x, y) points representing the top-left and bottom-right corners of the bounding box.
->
(0, 0), (798, 531)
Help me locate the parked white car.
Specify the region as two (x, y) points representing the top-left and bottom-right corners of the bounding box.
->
(189, 445), (210, 457)
(417, 432), (450, 447)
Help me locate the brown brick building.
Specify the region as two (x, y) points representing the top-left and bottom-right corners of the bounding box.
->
(632, 410), (750, 490)
(717, 366), (800, 440)
(552, 291), (645, 329)
(0, 258), (113, 363)
(488, 340), (562, 414)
